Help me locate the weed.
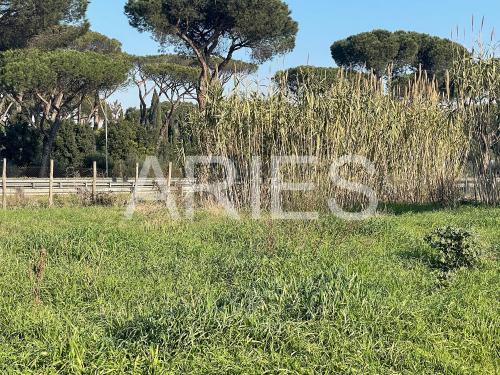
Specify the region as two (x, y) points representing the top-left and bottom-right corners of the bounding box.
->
(31, 248), (47, 305)
(425, 226), (483, 274)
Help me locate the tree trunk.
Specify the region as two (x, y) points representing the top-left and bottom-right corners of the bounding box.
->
(156, 105), (177, 154)
(39, 118), (62, 177)
(156, 119), (169, 155)
(1, 101), (13, 124)
(0, 96), (5, 119)
(197, 63), (211, 111)
(139, 94), (148, 125)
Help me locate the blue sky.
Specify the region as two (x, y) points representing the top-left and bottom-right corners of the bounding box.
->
(87, 0), (500, 108)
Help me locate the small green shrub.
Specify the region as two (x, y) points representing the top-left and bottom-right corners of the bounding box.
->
(424, 226), (482, 273)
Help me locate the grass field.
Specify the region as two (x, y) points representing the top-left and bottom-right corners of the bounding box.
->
(0, 205), (498, 374)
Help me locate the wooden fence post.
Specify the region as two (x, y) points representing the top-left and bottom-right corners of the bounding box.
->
(92, 161), (97, 200)
(2, 158), (6, 210)
(134, 163), (139, 202)
(49, 159), (54, 207)
(167, 162), (172, 196)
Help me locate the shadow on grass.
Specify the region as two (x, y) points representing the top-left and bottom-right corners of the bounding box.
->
(398, 245), (437, 269)
(382, 203), (444, 216)
(108, 302), (227, 351)
(382, 201), (483, 216)
(109, 310), (192, 350)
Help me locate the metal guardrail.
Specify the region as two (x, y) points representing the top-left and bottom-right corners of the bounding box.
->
(0, 178), (195, 196)
(1, 177), (498, 195)
(456, 177), (500, 199)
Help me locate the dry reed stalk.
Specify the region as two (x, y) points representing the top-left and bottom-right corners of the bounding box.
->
(32, 248), (47, 305)
(452, 44), (500, 205)
(185, 66), (470, 211)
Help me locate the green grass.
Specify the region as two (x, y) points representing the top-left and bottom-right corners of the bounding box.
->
(0, 206), (498, 374)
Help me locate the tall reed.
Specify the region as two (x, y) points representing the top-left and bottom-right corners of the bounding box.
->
(452, 45), (499, 205)
(184, 67), (472, 210)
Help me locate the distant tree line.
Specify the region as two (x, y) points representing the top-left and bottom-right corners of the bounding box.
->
(0, 0), (486, 179)
(275, 30), (470, 95)
(0, 0), (296, 176)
